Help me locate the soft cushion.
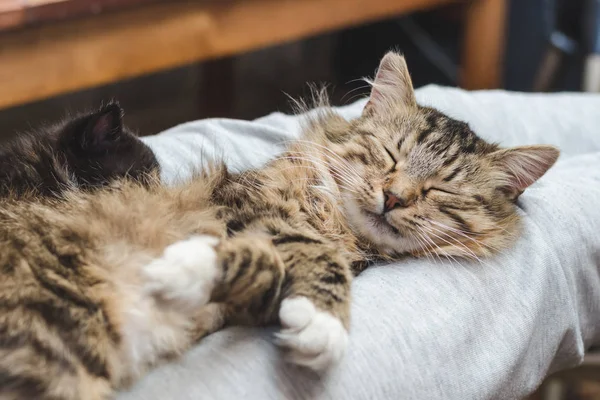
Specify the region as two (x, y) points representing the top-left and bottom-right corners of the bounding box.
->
(123, 85), (600, 400)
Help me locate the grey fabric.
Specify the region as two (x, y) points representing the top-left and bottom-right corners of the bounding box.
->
(124, 86), (600, 400)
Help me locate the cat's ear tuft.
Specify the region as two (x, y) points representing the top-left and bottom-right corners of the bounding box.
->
(490, 145), (559, 199)
(363, 51), (417, 117)
(80, 102), (124, 151)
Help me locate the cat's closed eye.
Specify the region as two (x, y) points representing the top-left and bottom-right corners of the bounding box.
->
(382, 146), (398, 173)
(383, 146), (397, 163)
(423, 187), (458, 196)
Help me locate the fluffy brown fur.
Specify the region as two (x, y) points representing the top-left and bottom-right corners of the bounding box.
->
(0, 52), (559, 399)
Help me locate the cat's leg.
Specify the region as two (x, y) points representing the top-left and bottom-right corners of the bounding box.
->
(142, 235), (221, 309)
(211, 236), (286, 324)
(273, 239), (353, 371)
(187, 236), (286, 342)
(203, 233), (352, 371)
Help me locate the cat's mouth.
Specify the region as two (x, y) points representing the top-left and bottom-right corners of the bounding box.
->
(363, 211), (402, 236)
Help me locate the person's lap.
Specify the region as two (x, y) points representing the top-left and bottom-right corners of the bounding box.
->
(127, 86), (600, 400)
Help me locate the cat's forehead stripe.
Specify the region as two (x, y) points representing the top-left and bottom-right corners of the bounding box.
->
(415, 114), (437, 144)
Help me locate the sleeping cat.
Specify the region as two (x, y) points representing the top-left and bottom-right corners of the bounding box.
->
(0, 101), (158, 197)
(0, 52), (559, 399)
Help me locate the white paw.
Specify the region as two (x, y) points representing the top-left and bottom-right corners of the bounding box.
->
(143, 235), (220, 307)
(275, 296), (348, 371)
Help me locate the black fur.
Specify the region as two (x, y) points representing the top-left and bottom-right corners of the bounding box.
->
(0, 102), (158, 197)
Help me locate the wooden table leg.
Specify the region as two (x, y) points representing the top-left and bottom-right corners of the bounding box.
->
(460, 0), (507, 89)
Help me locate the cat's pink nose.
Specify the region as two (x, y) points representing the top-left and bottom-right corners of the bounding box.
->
(383, 191), (407, 213)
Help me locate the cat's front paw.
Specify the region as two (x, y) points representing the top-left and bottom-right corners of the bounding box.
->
(143, 235), (220, 308)
(276, 296), (348, 371)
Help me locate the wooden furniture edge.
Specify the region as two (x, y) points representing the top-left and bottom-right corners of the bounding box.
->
(0, 0), (455, 109)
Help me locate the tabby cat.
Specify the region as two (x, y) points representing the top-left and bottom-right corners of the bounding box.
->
(0, 52), (559, 399)
(0, 102), (158, 197)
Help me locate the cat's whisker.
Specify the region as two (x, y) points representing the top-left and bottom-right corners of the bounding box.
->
(416, 229), (446, 266)
(411, 231), (437, 265)
(425, 219), (500, 253)
(275, 162), (362, 191)
(421, 225), (481, 263)
(414, 227), (443, 263)
(291, 140), (361, 172)
(432, 232), (480, 263)
(331, 166), (362, 186)
(258, 166), (363, 198)
(422, 226), (490, 275)
(310, 147), (364, 181)
(418, 228), (468, 268)
(420, 225), (468, 258)
(287, 148), (363, 185)
(426, 222), (500, 270)
(336, 173), (362, 191)
(284, 149), (365, 190)
(331, 174), (362, 192)
(275, 175), (360, 197)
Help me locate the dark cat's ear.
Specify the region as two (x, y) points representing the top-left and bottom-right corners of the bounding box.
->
(363, 51), (417, 117)
(79, 102), (124, 152)
(490, 145), (559, 199)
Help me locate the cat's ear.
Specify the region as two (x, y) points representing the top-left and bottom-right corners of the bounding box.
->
(363, 51), (417, 117)
(79, 102), (124, 152)
(490, 145), (559, 199)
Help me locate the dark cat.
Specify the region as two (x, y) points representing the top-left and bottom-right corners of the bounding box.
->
(0, 102), (159, 197)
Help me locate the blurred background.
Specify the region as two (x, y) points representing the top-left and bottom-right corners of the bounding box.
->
(2, 0), (597, 139)
(0, 0), (598, 398)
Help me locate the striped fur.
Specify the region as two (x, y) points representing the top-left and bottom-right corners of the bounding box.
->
(0, 52), (559, 398)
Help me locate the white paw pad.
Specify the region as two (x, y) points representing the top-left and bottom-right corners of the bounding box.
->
(143, 235), (220, 307)
(275, 296), (348, 371)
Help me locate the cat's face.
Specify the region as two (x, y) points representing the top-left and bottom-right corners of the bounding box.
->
(321, 53), (558, 258)
(0, 102), (158, 197)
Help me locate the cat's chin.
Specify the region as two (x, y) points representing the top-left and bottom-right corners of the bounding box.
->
(341, 196), (419, 255)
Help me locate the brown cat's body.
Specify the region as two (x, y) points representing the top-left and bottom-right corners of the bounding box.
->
(0, 155), (355, 399)
(0, 53), (560, 399)
(0, 180), (220, 399)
